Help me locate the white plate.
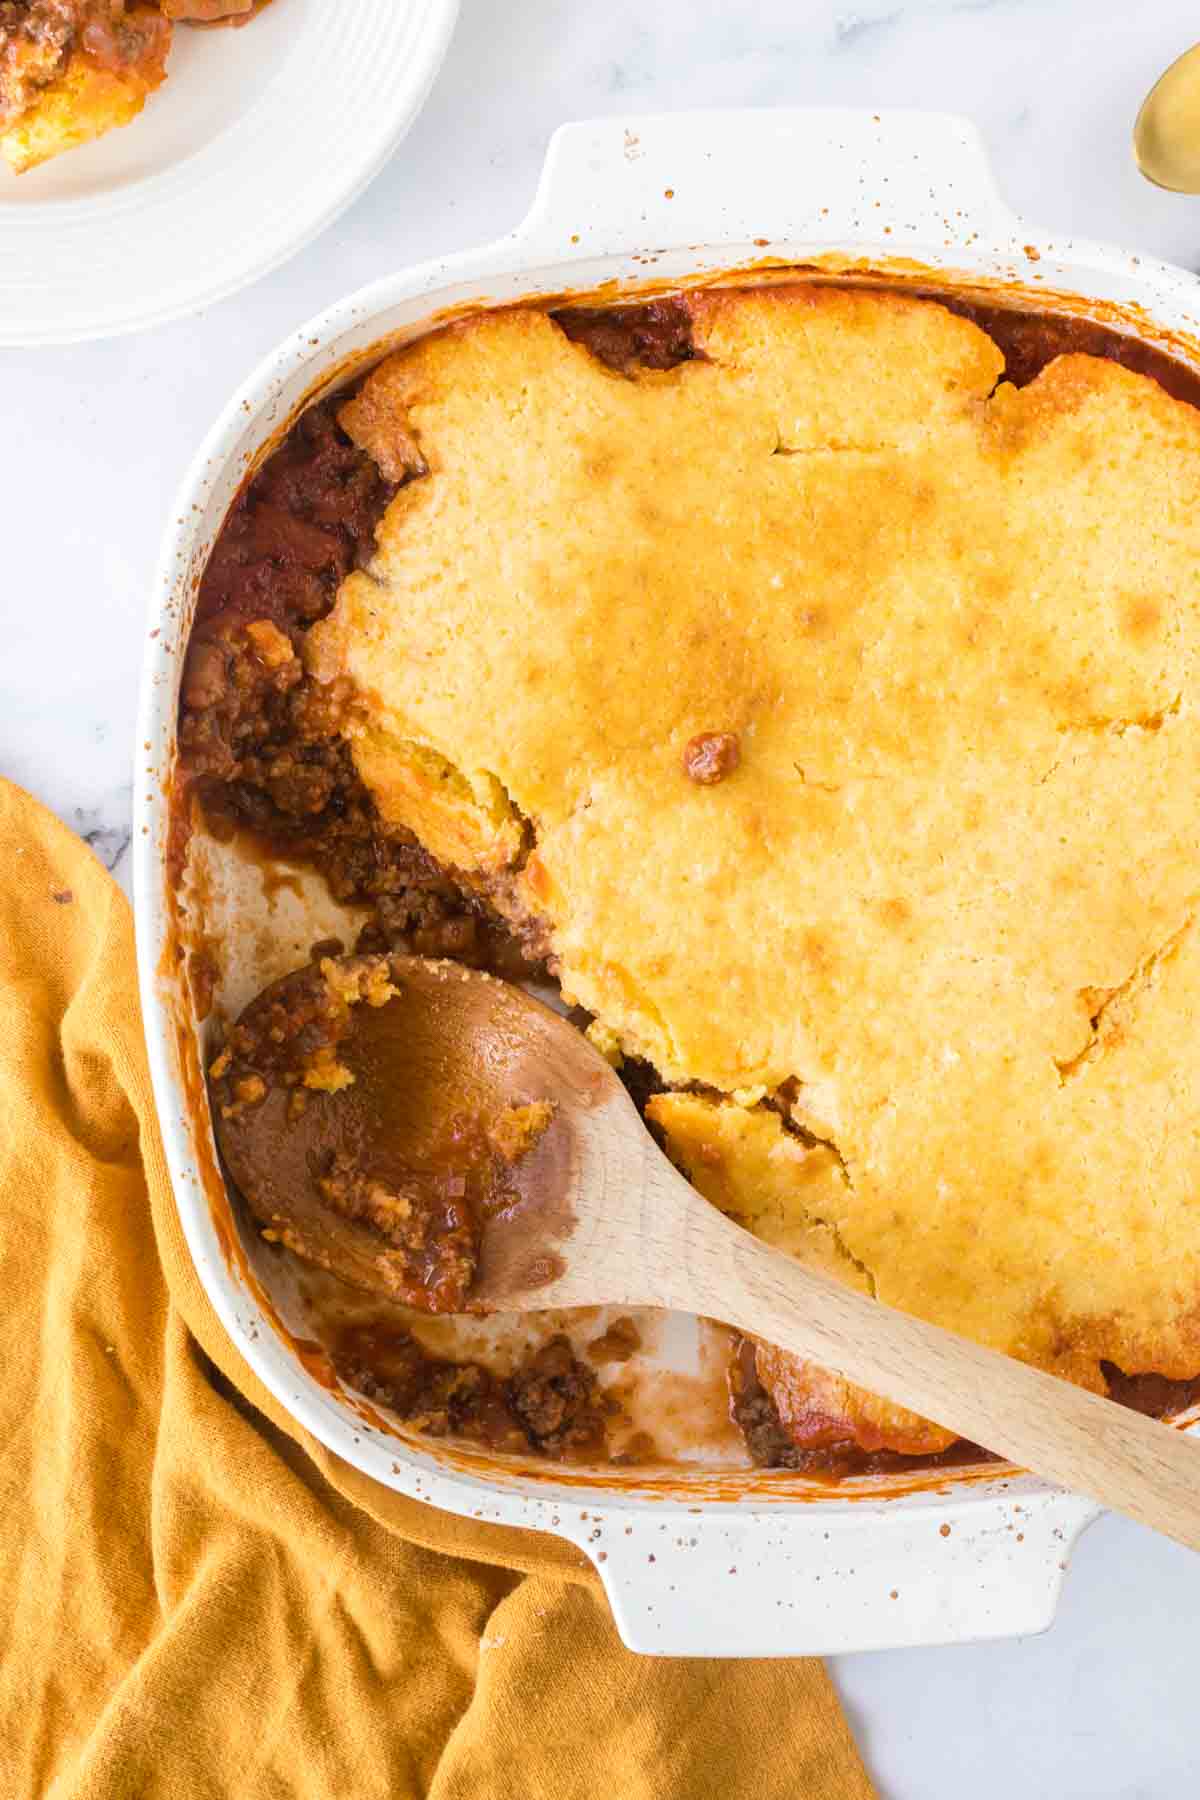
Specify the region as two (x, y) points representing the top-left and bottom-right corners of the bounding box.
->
(0, 0), (458, 345)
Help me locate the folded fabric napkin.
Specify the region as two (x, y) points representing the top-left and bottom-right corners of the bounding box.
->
(0, 779), (875, 1799)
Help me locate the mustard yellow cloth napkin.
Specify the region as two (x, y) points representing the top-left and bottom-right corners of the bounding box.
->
(0, 778), (875, 1800)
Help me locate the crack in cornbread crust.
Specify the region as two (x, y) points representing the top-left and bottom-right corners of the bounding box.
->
(314, 283), (1200, 1411)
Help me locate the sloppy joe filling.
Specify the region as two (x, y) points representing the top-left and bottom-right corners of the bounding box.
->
(181, 285), (1200, 1474)
(177, 397), (541, 973)
(331, 1324), (614, 1463)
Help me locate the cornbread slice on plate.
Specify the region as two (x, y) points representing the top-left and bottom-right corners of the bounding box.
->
(0, 1), (263, 173)
(0, 4), (170, 172)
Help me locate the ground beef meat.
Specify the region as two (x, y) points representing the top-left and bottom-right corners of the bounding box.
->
(932, 291), (1200, 409)
(683, 731), (740, 785)
(0, 1), (73, 129)
(178, 397), (387, 810)
(727, 1338), (996, 1479)
(613, 1053), (667, 1119)
(554, 296), (696, 374)
(176, 393), (541, 970)
(330, 1324), (613, 1462)
(728, 1337), (811, 1469)
(332, 1324), (529, 1455)
(506, 1334), (613, 1457)
(1101, 1363), (1200, 1419)
(79, 3), (170, 71)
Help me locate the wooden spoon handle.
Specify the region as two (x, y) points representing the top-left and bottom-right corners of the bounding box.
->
(646, 1164), (1200, 1552)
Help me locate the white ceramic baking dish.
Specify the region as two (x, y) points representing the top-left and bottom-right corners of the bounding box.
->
(134, 108), (1200, 1658)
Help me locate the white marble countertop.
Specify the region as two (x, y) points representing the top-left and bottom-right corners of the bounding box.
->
(5, 1), (1200, 1792)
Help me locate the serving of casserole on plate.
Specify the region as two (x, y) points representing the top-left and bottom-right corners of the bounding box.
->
(0, 0), (459, 345)
(137, 111), (1200, 1655)
(0, 1), (268, 174)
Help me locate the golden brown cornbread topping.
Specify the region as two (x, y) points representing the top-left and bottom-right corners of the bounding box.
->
(182, 282), (1200, 1470)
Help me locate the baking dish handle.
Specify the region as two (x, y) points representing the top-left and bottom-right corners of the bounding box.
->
(567, 1487), (1098, 1658)
(515, 108), (1020, 258)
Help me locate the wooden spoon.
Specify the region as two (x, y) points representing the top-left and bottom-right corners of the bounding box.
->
(215, 954), (1200, 1553)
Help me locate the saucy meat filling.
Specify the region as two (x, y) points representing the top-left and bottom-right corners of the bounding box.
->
(332, 1325), (615, 1462)
(178, 397), (541, 971)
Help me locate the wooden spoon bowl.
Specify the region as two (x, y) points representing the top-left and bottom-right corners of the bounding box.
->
(211, 952), (1200, 1554)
